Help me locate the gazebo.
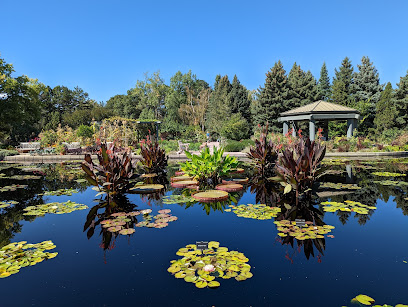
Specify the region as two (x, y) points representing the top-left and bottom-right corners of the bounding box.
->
(278, 100), (360, 141)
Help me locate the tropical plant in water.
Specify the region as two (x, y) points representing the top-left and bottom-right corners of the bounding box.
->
(247, 123), (279, 179)
(139, 136), (168, 175)
(81, 143), (137, 196)
(270, 138), (327, 198)
(181, 146), (239, 186)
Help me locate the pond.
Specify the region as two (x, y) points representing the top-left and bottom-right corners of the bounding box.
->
(0, 159), (408, 306)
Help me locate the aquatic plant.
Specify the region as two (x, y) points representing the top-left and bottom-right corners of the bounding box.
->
(374, 180), (408, 187)
(321, 200), (376, 214)
(139, 137), (168, 175)
(320, 182), (361, 190)
(215, 183), (243, 192)
(129, 183), (164, 194)
(0, 200), (18, 208)
(81, 143), (137, 196)
(372, 171), (406, 177)
(23, 201), (88, 216)
(0, 184), (27, 193)
(181, 147), (239, 186)
(135, 209), (178, 229)
(167, 242), (252, 289)
(225, 204), (281, 220)
(274, 220), (334, 240)
(247, 123), (278, 178)
(271, 138), (327, 198)
(1, 175), (42, 180)
(162, 194), (196, 204)
(192, 190), (229, 203)
(0, 240), (58, 278)
(40, 188), (78, 196)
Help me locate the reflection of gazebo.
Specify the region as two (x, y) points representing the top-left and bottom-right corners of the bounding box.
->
(278, 101), (360, 141)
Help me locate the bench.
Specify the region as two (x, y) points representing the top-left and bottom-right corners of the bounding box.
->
(62, 142), (81, 150)
(16, 142), (40, 153)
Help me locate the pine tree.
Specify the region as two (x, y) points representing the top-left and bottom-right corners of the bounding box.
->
(394, 70), (408, 129)
(287, 63), (319, 110)
(374, 82), (396, 133)
(229, 75), (252, 125)
(352, 56), (383, 133)
(206, 75), (232, 135)
(317, 62), (331, 100)
(331, 57), (354, 106)
(253, 61), (289, 132)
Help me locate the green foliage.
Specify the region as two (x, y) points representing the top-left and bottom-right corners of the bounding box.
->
(0, 149), (18, 161)
(395, 70), (408, 129)
(287, 63), (319, 109)
(76, 125), (94, 139)
(254, 61), (289, 132)
(224, 139), (254, 152)
(81, 143), (137, 196)
(229, 75), (252, 125)
(181, 147), (239, 186)
(331, 57), (354, 107)
(375, 82), (396, 133)
(220, 113), (249, 140)
(317, 62), (331, 100)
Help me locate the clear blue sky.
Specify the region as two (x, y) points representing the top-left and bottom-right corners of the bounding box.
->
(2, 0), (408, 103)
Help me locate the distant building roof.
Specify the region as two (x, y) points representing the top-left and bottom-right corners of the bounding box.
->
(280, 100), (359, 116)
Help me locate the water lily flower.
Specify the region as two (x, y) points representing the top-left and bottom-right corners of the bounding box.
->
(203, 264), (215, 272)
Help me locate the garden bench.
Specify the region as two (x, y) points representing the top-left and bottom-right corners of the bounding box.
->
(16, 142), (40, 153)
(62, 142), (81, 150)
(177, 141), (190, 154)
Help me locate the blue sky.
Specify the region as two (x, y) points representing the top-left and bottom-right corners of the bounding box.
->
(2, 0), (408, 103)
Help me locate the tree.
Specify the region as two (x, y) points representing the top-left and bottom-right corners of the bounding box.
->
(253, 61), (289, 132)
(206, 75), (232, 135)
(287, 63), (319, 110)
(229, 75), (252, 125)
(374, 82), (396, 133)
(106, 94), (140, 119)
(317, 62), (331, 101)
(331, 57), (354, 106)
(394, 70), (408, 129)
(352, 56), (383, 133)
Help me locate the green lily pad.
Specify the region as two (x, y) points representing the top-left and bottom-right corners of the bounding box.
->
(351, 294), (375, 306)
(321, 200), (376, 215)
(227, 204), (281, 220)
(130, 184), (164, 194)
(119, 228), (135, 235)
(23, 201), (88, 216)
(40, 188), (78, 196)
(192, 190), (229, 203)
(162, 195), (196, 204)
(372, 172), (406, 177)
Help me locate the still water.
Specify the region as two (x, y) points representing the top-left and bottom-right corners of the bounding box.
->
(0, 160), (407, 306)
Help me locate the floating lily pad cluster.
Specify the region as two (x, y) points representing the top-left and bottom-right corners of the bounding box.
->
(23, 201), (88, 216)
(320, 182), (362, 190)
(372, 171), (406, 177)
(100, 212), (137, 235)
(1, 175), (42, 180)
(349, 294), (408, 306)
(136, 209), (178, 229)
(225, 204), (281, 220)
(168, 241), (252, 289)
(373, 180), (408, 187)
(0, 184), (27, 193)
(0, 240), (58, 278)
(129, 184), (164, 194)
(163, 195), (196, 204)
(321, 200), (376, 214)
(274, 220), (334, 240)
(40, 188), (78, 196)
(0, 200), (18, 208)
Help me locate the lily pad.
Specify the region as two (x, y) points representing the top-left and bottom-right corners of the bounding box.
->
(119, 228), (135, 235)
(192, 190), (229, 203)
(0, 184), (27, 193)
(0, 200), (18, 208)
(372, 171), (406, 177)
(351, 294), (375, 306)
(163, 195), (196, 204)
(171, 180), (199, 188)
(130, 184), (164, 194)
(321, 200), (376, 215)
(215, 183), (243, 192)
(171, 175), (194, 182)
(222, 178), (249, 184)
(23, 201), (88, 216)
(274, 220), (334, 240)
(40, 188), (78, 196)
(320, 182), (361, 190)
(227, 204), (281, 220)
(230, 168), (245, 174)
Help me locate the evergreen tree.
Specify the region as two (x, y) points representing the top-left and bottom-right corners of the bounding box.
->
(352, 56), (383, 133)
(374, 82), (396, 133)
(253, 61), (289, 132)
(206, 75), (232, 135)
(394, 70), (408, 129)
(229, 75), (252, 125)
(331, 57), (354, 106)
(287, 63), (319, 110)
(317, 62), (331, 100)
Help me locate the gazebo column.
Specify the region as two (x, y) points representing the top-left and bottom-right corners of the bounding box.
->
(309, 119), (316, 141)
(347, 119), (357, 138)
(283, 121), (288, 135)
(291, 122), (296, 137)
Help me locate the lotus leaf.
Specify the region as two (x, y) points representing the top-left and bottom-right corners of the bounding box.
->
(23, 201), (88, 216)
(321, 200), (376, 215)
(0, 240), (57, 278)
(372, 172), (406, 177)
(168, 242), (252, 289)
(228, 204), (281, 220)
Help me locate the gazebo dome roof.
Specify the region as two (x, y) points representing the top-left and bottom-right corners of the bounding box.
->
(280, 100), (359, 116)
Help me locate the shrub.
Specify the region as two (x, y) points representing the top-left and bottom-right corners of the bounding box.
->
(0, 149), (18, 161)
(139, 137), (168, 175)
(39, 130), (58, 147)
(220, 114), (250, 141)
(224, 140), (246, 152)
(76, 125), (94, 139)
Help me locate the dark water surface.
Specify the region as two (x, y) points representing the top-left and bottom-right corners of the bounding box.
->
(0, 160), (408, 306)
